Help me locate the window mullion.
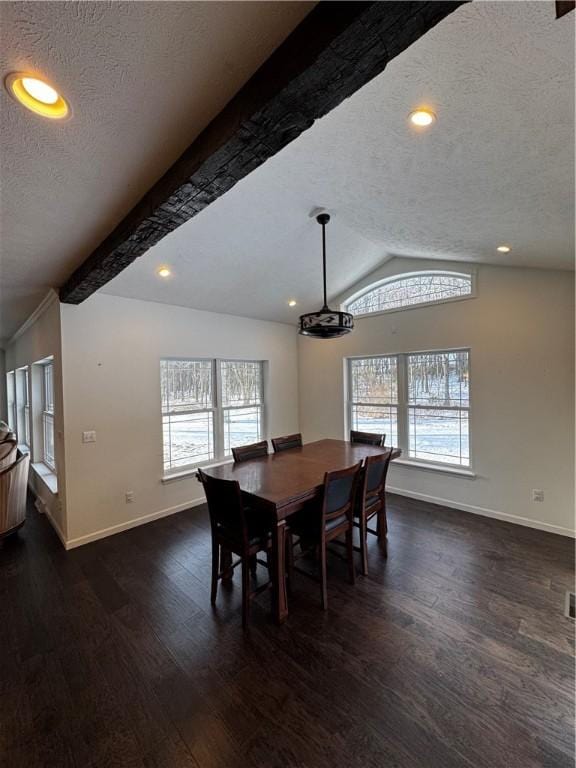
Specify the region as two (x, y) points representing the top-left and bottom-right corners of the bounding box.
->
(397, 354), (409, 454)
(214, 359), (224, 461)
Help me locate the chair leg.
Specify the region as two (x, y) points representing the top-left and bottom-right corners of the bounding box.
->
(359, 515), (369, 577)
(210, 539), (219, 605)
(346, 527), (356, 585)
(241, 557), (250, 629)
(319, 540), (328, 611)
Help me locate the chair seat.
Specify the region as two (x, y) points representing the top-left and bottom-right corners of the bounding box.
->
(354, 494), (380, 517)
(216, 522), (270, 549)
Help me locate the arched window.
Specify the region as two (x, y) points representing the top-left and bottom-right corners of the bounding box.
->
(343, 271), (474, 316)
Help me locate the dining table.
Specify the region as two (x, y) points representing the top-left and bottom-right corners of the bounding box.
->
(199, 438), (401, 624)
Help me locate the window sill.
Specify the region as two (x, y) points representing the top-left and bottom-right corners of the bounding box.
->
(392, 458), (475, 478)
(161, 457), (234, 484)
(31, 462), (58, 494)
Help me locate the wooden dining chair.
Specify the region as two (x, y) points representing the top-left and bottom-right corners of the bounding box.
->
(271, 433), (302, 453)
(197, 469), (271, 628)
(350, 430), (385, 447)
(354, 449), (393, 574)
(286, 462), (362, 610)
(231, 440), (268, 463)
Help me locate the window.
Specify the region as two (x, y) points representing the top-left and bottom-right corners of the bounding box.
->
(161, 359), (265, 473)
(344, 271), (473, 317)
(42, 361), (55, 470)
(16, 367), (30, 448)
(349, 357), (398, 446)
(347, 349), (470, 468)
(6, 371), (16, 433)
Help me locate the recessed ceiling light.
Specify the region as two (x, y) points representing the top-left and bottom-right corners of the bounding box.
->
(157, 266), (171, 278)
(409, 108), (436, 127)
(497, 245), (511, 253)
(288, 299), (297, 307)
(5, 72), (69, 119)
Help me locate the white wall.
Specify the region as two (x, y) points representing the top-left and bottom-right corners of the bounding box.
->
(0, 348), (6, 422)
(298, 259), (575, 536)
(4, 291), (67, 539)
(60, 294), (299, 546)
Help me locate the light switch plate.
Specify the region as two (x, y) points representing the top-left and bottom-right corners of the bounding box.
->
(82, 430), (96, 443)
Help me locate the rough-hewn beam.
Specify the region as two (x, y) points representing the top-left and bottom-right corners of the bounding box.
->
(556, 1), (575, 18)
(60, 1), (466, 303)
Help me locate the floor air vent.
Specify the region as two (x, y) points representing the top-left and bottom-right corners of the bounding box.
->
(565, 592), (575, 620)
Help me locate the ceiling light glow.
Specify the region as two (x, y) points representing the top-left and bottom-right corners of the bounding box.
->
(157, 267), (171, 278)
(409, 108), (436, 127)
(497, 245), (511, 253)
(288, 300), (297, 307)
(22, 77), (59, 104)
(5, 72), (69, 119)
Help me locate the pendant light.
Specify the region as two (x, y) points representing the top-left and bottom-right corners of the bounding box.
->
(299, 213), (354, 338)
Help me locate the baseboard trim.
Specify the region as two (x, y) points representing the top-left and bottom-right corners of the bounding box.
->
(387, 486), (576, 538)
(65, 497), (207, 550)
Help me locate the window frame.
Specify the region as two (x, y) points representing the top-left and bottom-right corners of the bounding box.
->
(342, 270), (476, 319)
(6, 370), (16, 435)
(15, 366), (31, 450)
(161, 357), (266, 475)
(42, 361), (56, 471)
(346, 347), (472, 470)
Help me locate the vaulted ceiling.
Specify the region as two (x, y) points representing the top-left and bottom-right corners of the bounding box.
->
(102, 1), (574, 325)
(1, 1), (574, 338)
(0, 0), (314, 339)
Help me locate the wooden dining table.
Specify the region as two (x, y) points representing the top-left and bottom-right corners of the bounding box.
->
(199, 438), (401, 624)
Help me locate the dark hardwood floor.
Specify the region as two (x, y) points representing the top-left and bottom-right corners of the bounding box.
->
(1, 494), (574, 768)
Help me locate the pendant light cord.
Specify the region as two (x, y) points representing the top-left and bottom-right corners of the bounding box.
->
(321, 219), (328, 309)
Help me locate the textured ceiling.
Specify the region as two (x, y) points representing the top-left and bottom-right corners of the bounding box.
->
(0, 0), (314, 339)
(102, 0), (575, 325)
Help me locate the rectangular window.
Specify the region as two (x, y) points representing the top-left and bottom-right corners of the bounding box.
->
(6, 371), (16, 434)
(349, 356), (398, 447)
(16, 367), (31, 448)
(161, 359), (265, 473)
(42, 362), (55, 470)
(347, 349), (470, 468)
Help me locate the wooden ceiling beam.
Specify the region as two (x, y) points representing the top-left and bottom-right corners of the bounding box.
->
(59, 1), (466, 304)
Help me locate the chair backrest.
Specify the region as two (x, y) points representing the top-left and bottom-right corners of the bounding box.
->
(197, 468), (248, 543)
(0, 451), (30, 535)
(321, 462), (362, 527)
(360, 450), (393, 510)
(350, 430), (385, 447)
(0, 440), (17, 471)
(271, 433), (303, 453)
(232, 440), (268, 463)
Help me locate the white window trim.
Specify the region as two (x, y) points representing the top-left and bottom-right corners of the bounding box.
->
(346, 347), (472, 471)
(41, 360), (56, 472)
(342, 269), (476, 319)
(161, 357), (266, 476)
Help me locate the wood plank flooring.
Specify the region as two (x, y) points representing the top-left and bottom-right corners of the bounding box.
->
(1, 494), (574, 768)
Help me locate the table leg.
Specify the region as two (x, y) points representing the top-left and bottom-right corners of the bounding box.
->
(220, 546), (234, 582)
(271, 519), (288, 624)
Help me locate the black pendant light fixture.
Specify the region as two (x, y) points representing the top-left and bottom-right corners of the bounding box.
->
(299, 213), (354, 338)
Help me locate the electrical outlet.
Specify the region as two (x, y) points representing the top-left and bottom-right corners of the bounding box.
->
(82, 430), (96, 444)
(532, 489), (544, 503)
(125, 491), (134, 504)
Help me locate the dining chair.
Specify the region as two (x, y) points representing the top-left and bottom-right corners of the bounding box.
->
(197, 469), (271, 628)
(232, 440), (268, 463)
(271, 433), (302, 452)
(350, 429), (385, 446)
(354, 449), (393, 574)
(286, 462), (362, 610)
